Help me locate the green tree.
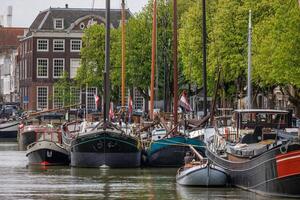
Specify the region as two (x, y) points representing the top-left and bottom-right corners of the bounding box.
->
(53, 72), (79, 107)
(253, 0), (300, 116)
(76, 24), (105, 90)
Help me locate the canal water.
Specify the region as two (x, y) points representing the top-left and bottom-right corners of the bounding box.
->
(0, 142), (288, 200)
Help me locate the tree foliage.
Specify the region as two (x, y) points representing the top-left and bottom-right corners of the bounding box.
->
(73, 0), (300, 113)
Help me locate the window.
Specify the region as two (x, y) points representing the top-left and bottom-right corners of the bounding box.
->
(53, 39), (65, 52)
(53, 58), (64, 78)
(37, 58), (48, 78)
(37, 39), (48, 51)
(37, 87), (48, 110)
(86, 87), (97, 111)
(54, 18), (64, 29)
(134, 88), (144, 110)
(70, 87), (81, 109)
(53, 87), (64, 109)
(70, 39), (82, 52)
(70, 59), (80, 78)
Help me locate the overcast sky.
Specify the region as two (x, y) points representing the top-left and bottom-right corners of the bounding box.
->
(0, 0), (148, 27)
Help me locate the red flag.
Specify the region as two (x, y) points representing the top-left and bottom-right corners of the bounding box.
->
(179, 91), (192, 112)
(94, 94), (99, 108)
(109, 102), (114, 120)
(128, 96), (133, 115)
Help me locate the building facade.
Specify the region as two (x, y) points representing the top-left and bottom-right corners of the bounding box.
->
(18, 6), (130, 111)
(0, 27), (25, 102)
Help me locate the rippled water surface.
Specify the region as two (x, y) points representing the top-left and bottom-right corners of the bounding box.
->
(0, 142), (286, 200)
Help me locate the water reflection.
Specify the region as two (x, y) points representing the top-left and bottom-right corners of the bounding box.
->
(0, 142), (292, 200)
(0, 141), (18, 151)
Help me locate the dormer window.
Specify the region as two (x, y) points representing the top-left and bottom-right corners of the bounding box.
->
(54, 18), (64, 29)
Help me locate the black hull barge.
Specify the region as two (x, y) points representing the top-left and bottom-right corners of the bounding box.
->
(207, 141), (300, 197)
(70, 128), (141, 168)
(26, 140), (70, 166)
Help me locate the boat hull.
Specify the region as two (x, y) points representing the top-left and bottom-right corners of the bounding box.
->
(26, 141), (69, 166)
(0, 121), (19, 139)
(207, 143), (300, 197)
(176, 164), (228, 186)
(147, 136), (206, 167)
(70, 129), (141, 168)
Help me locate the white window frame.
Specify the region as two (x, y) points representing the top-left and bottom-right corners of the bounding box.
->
(54, 18), (64, 30)
(37, 58), (48, 78)
(53, 58), (65, 78)
(86, 87), (97, 111)
(36, 86), (48, 110)
(70, 58), (80, 78)
(53, 87), (64, 109)
(70, 87), (81, 109)
(70, 39), (82, 52)
(37, 39), (49, 52)
(53, 39), (65, 52)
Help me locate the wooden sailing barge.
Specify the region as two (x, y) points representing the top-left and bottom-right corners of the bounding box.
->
(65, 0), (141, 168)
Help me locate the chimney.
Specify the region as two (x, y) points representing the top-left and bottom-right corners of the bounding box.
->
(65, 4), (69, 8)
(7, 6), (12, 27)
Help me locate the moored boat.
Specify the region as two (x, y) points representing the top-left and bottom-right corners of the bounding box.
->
(26, 131), (69, 166)
(18, 112), (64, 150)
(147, 135), (206, 167)
(0, 120), (19, 140)
(63, 122), (141, 168)
(176, 162), (228, 186)
(207, 109), (300, 198)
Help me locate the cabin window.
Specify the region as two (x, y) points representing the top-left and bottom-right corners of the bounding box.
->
(37, 58), (48, 78)
(53, 58), (64, 78)
(37, 39), (48, 52)
(54, 18), (64, 29)
(70, 39), (82, 52)
(53, 39), (65, 52)
(37, 87), (48, 110)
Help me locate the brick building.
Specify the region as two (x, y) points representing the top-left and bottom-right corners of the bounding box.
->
(18, 6), (130, 111)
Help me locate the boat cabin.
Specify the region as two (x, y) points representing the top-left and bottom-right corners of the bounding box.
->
(234, 109), (291, 130)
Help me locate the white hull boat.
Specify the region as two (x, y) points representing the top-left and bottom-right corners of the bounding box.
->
(176, 163), (228, 186)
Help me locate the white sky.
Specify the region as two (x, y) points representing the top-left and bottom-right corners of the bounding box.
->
(0, 0), (148, 27)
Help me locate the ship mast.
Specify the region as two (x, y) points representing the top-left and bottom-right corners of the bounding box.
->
(202, 0), (207, 116)
(247, 10), (252, 109)
(150, 0), (157, 120)
(104, 0), (111, 124)
(173, 0), (178, 130)
(121, 0), (126, 111)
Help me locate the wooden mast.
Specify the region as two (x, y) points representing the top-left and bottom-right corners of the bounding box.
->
(121, 0), (126, 110)
(104, 0), (110, 124)
(202, 0), (207, 116)
(173, 0), (178, 131)
(150, 0), (157, 120)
